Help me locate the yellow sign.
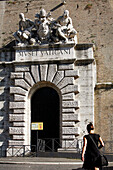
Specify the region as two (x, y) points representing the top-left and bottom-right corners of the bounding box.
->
(31, 122), (43, 130)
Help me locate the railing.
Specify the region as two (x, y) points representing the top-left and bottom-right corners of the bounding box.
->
(0, 138), (83, 157)
(0, 139), (112, 157)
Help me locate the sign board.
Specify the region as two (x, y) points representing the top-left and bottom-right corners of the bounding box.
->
(31, 122), (43, 130)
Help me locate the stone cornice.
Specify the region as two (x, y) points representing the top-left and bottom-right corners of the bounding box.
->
(95, 82), (113, 89)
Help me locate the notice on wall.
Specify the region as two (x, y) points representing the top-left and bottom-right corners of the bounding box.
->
(31, 122), (43, 130)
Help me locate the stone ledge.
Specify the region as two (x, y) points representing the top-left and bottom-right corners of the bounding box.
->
(14, 42), (75, 50)
(95, 82), (113, 89)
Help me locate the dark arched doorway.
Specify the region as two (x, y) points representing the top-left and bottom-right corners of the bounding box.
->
(31, 87), (60, 151)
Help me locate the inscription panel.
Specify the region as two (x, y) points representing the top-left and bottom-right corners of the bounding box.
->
(15, 46), (76, 62)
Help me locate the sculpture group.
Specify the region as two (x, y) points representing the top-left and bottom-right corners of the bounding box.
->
(14, 9), (77, 46)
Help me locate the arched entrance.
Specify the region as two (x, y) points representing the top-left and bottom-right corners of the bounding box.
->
(31, 86), (60, 151)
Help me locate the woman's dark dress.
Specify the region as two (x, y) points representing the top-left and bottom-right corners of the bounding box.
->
(83, 134), (101, 169)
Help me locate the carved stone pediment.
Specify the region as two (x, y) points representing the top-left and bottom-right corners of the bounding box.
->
(13, 9), (77, 46)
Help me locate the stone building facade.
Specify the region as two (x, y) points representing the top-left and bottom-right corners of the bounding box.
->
(0, 43), (96, 156)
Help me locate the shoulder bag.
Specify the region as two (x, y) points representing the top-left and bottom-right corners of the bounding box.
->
(89, 135), (108, 167)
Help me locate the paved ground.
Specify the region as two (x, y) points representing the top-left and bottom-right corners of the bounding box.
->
(0, 157), (83, 170)
(0, 157), (112, 170)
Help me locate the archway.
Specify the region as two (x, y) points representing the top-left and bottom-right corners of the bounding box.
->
(31, 86), (60, 151)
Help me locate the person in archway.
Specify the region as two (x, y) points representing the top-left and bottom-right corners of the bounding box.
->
(82, 122), (104, 170)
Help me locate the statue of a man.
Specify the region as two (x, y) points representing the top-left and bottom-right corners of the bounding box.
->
(14, 13), (34, 45)
(35, 9), (50, 43)
(56, 10), (77, 43)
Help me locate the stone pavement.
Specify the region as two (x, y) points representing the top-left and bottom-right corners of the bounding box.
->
(0, 157), (113, 170)
(0, 157), (82, 165)
(0, 157), (112, 166)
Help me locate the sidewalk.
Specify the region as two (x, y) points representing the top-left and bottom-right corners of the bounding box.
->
(0, 157), (82, 165)
(0, 157), (113, 167)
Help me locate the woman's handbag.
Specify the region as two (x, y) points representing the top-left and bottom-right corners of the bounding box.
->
(89, 135), (108, 167)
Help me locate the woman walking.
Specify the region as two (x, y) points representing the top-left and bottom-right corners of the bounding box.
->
(82, 123), (104, 170)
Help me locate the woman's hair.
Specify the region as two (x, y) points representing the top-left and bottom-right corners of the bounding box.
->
(87, 122), (94, 133)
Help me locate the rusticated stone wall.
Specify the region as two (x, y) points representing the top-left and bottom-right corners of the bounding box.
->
(0, 43), (96, 156)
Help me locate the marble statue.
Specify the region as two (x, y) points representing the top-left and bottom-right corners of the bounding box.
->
(35, 9), (51, 44)
(13, 9), (77, 46)
(14, 13), (35, 46)
(55, 10), (77, 43)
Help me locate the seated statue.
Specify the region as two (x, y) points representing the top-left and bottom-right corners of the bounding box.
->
(13, 9), (77, 46)
(14, 13), (35, 46)
(55, 10), (77, 43)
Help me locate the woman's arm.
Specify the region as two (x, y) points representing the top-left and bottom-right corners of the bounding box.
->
(98, 136), (104, 149)
(82, 137), (87, 161)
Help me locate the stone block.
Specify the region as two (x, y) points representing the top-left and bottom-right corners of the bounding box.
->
(14, 94), (26, 101)
(62, 127), (80, 135)
(75, 46), (93, 60)
(61, 85), (79, 94)
(62, 135), (75, 140)
(11, 72), (23, 79)
(13, 135), (25, 140)
(40, 64), (48, 81)
(31, 65), (40, 83)
(9, 102), (26, 109)
(52, 71), (64, 85)
(10, 87), (27, 96)
(58, 64), (74, 70)
(57, 77), (74, 89)
(9, 127), (25, 135)
(15, 44), (76, 62)
(13, 122), (25, 127)
(0, 87), (5, 93)
(65, 70), (79, 78)
(62, 93), (75, 101)
(13, 109), (25, 114)
(0, 101), (4, 109)
(63, 114), (80, 121)
(47, 64), (57, 82)
(62, 108), (75, 113)
(62, 122), (75, 127)
(9, 114), (25, 122)
(15, 66), (29, 72)
(24, 72), (35, 87)
(8, 140), (24, 145)
(15, 79), (30, 90)
(62, 101), (79, 108)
